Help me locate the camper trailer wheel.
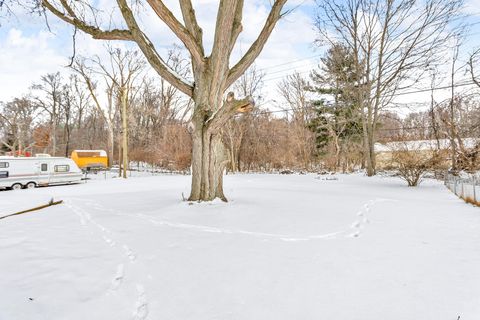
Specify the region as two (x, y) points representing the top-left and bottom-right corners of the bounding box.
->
(11, 183), (23, 191)
(26, 182), (36, 189)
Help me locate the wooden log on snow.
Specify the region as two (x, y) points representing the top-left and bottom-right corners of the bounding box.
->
(0, 199), (63, 221)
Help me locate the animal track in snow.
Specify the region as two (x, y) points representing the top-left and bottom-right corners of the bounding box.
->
(65, 201), (87, 226)
(350, 230), (360, 237)
(348, 200), (372, 238)
(66, 199), (149, 320)
(347, 198), (396, 238)
(351, 221), (361, 228)
(103, 235), (116, 247)
(85, 202), (371, 242)
(123, 245), (137, 262)
(71, 197), (395, 244)
(110, 264), (124, 291)
(133, 284), (149, 320)
(79, 201), (327, 242)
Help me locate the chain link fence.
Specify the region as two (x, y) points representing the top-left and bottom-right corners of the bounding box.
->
(445, 173), (480, 206)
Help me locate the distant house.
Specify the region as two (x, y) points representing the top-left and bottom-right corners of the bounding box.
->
(374, 138), (479, 168)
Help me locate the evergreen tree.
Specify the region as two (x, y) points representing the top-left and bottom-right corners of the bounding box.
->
(308, 44), (364, 169)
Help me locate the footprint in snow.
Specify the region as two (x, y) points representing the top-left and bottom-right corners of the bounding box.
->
(110, 264), (124, 291)
(123, 245), (137, 262)
(103, 235), (116, 247)
(66, 202), (87, 226)
(133, 284), (148, 320)
(350, 230), (361, 238)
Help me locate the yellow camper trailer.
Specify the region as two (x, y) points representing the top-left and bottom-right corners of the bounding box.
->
(71, 150), (108, 171)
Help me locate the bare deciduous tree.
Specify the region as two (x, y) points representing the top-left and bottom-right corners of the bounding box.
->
(72, 58), (117, 168)
(224, 64), (265, 172)
(0, 98), (37, 155)
(41, 0), (289, 201)
(277, 72), (315, 170)
(92, 49), (145, 178)
(316, 0), (463, 176)
(469, 48), (480, 89)
(32, 72), (63, 156)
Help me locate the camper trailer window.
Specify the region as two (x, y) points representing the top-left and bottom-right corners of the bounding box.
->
(0, 171), (8, 178)
(41, 164), (48, 171)
(0, 162), (9, 168)
(54, 165), (70, 173)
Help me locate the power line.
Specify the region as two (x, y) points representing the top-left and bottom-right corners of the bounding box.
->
(252, 11), (480, 77)
(254, 80), (479, 116)
(256, 54), (322, 72)
(377, 125), (433, 132)
(260, 80), (478, 112)
(259, 26), (480, 83)
(262, 48), (480, 83)
(257, 19), (480, 76)
(263, 69), (311, 82)
(253, 109), (476, 133)
(393, 80), (477, 96)
(252, 109), (463, 132)
(261, 61), (319, 77)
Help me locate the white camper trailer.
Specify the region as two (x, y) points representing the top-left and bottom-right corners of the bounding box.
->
(0, 156), (83, 190)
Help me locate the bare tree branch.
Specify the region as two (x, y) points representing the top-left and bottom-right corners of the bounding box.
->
(469, 49), (480, 88)
(42, 0), (134, 41)
(210, 0), (239, 94)
(146, 0), (205, 67)
(226, 0), (288, 90)
(116, 0), (194, 97)
(179, 0), (203, 46)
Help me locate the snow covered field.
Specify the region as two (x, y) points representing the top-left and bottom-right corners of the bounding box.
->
(1, 174), (479, 320)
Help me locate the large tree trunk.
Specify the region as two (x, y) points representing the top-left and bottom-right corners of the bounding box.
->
(226, 124), (238, 173)
(118, 136), (123, 178)
(367, 131), (376, 175)
(121, 89), (128, 179)
(51, 116), (57, 157)
(107, 127), (114, 167)
(188, 87), (253, 202)
(64, 121), (71, 157)
(189, 111), (228, 202)
(361, 97), (377, 177)
(362, 121), (375, 177)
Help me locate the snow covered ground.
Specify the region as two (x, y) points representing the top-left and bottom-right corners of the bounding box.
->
(1, 173), (479, 320)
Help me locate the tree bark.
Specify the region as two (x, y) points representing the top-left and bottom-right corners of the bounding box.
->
(118, 136), (123, 178)
(107, 127), (114, 167)
(362, 110), (375, 176)
(188, 88), (253, 201)
(121, 89), (129, 179)
(51, 113), (57, 156)
(189, 131), (227, 201)
(189, 107), (228, 201)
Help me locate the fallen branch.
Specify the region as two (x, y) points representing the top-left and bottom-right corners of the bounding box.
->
(0, 199), (63, 221)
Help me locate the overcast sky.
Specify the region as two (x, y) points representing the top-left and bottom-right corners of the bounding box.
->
(1, 0), (480, 113)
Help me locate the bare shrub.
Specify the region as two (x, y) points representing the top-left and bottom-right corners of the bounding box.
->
(391, 147), (446, 187)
